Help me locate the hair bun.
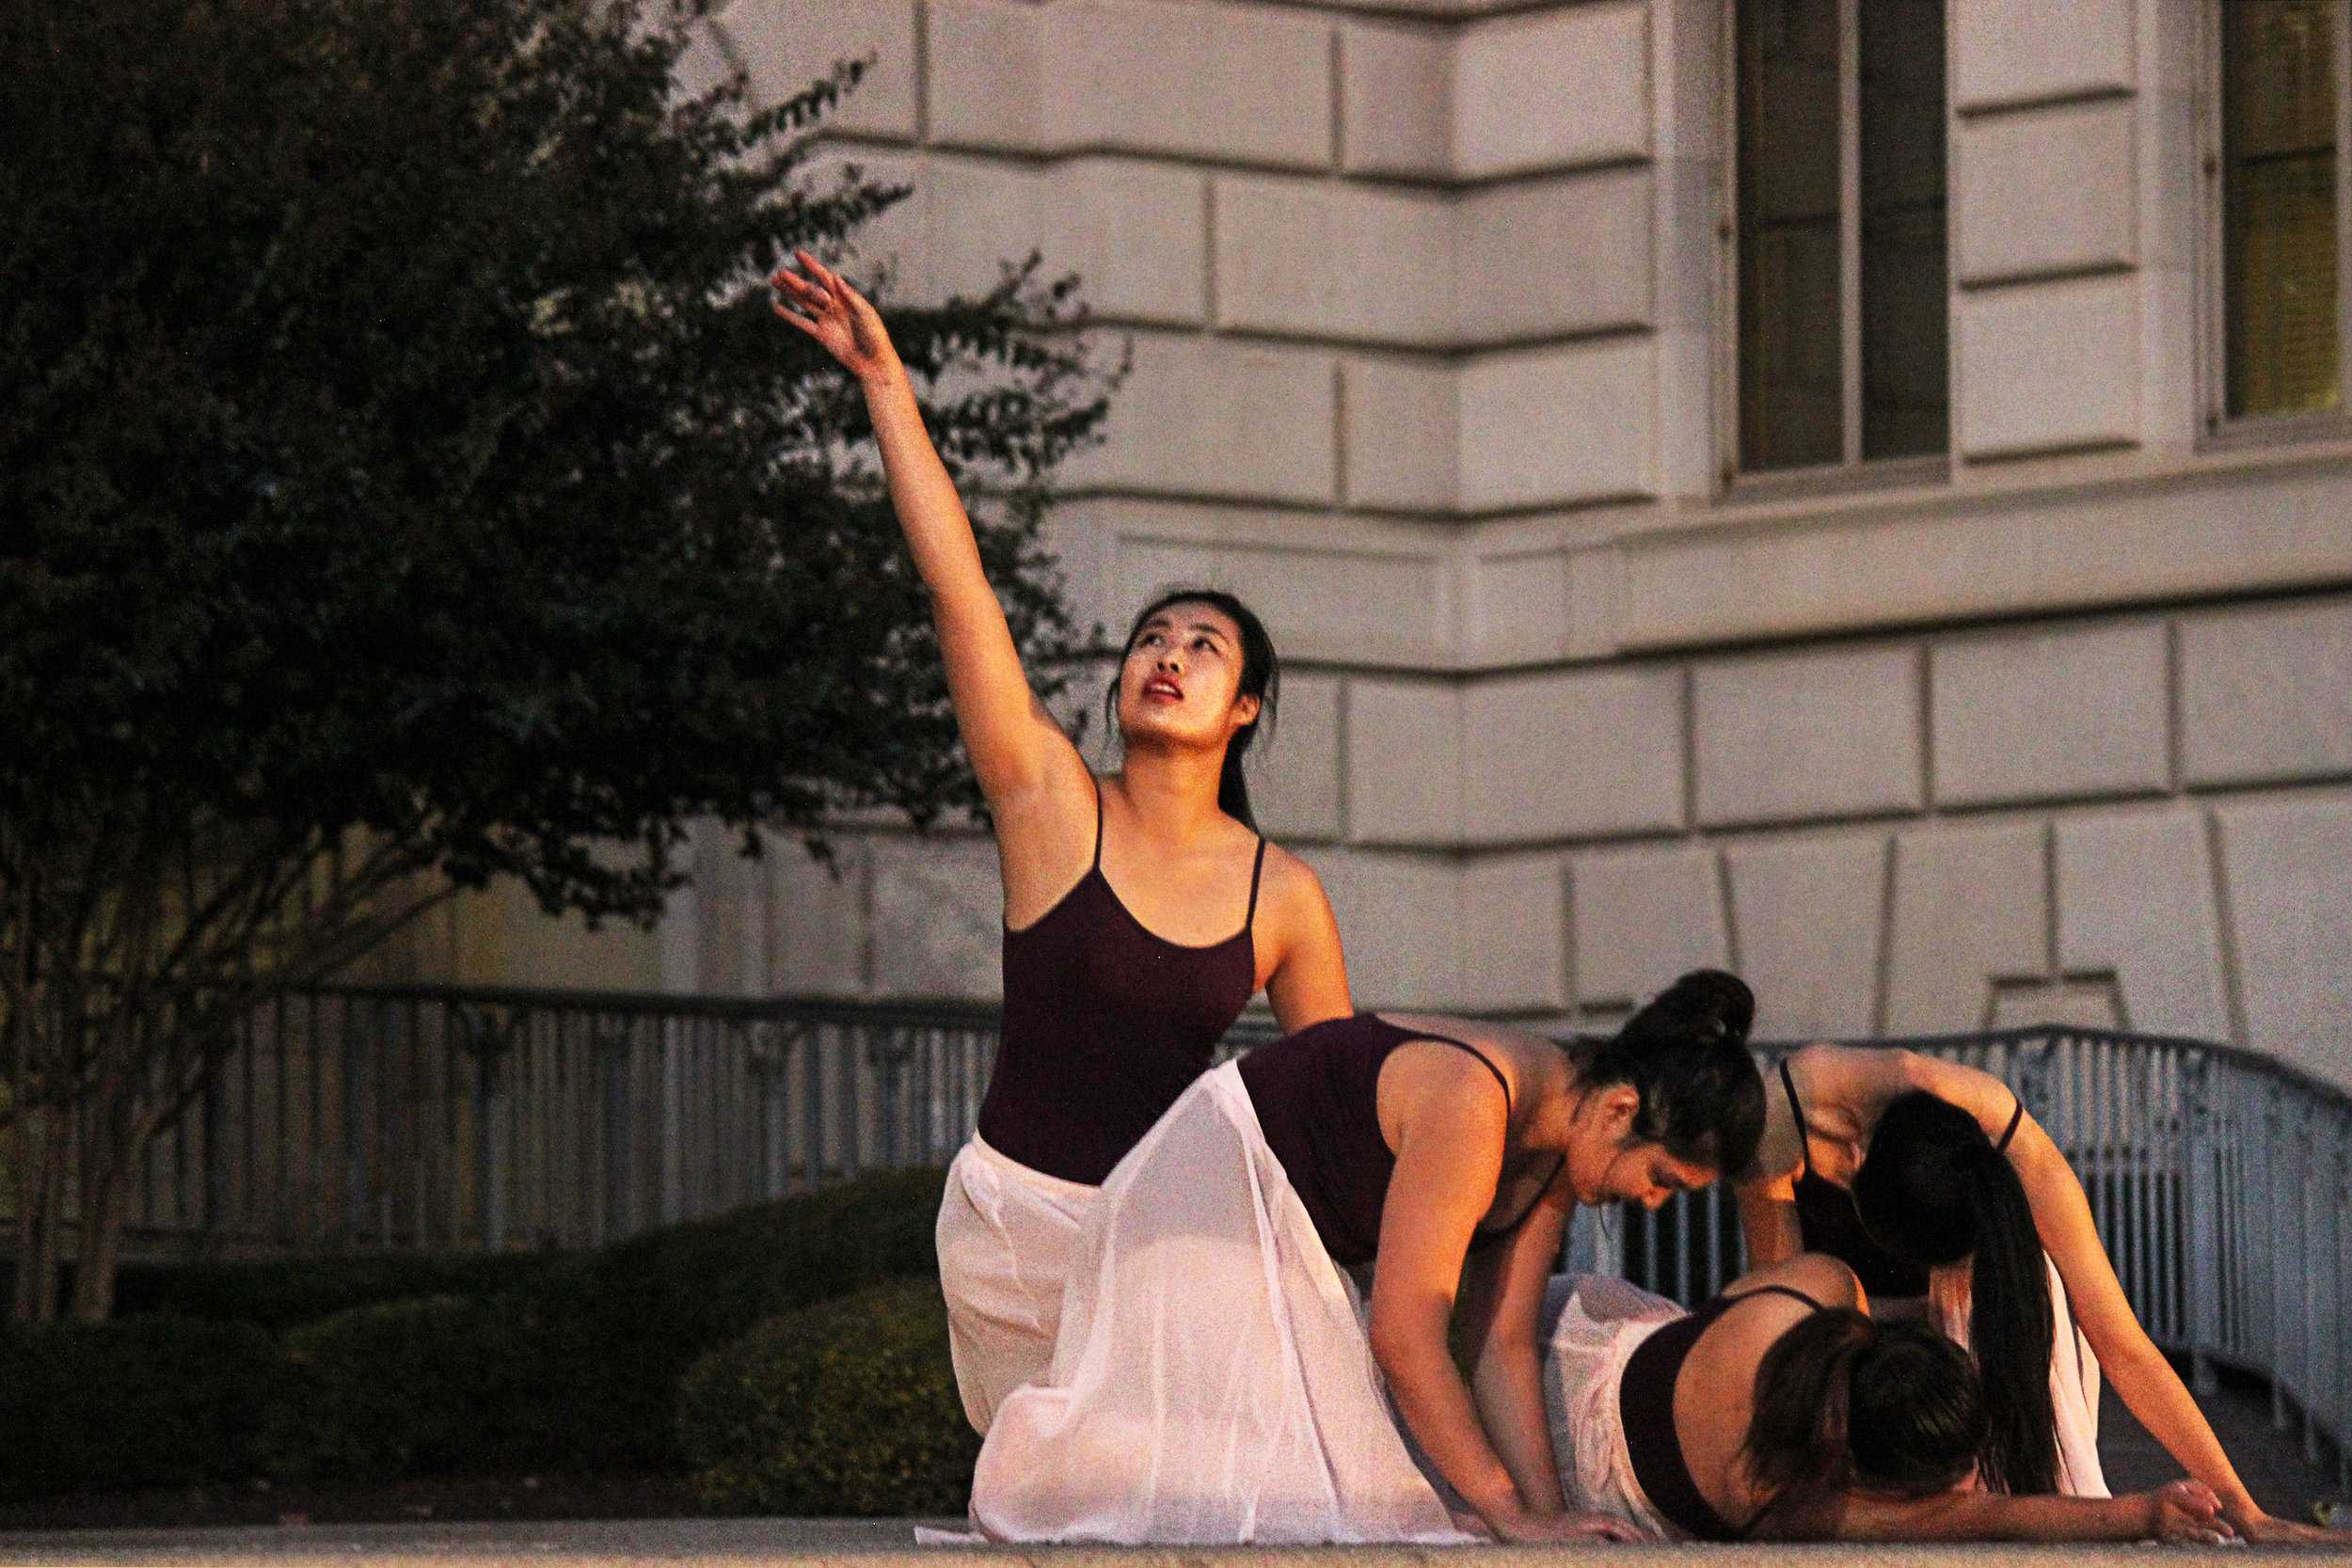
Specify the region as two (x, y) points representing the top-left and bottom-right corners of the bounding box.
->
(1645, 968), (1756, 1048)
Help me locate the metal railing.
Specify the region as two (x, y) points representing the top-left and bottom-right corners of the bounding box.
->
(107, 985), (1005, 1253)
(52, 992), (2352, 1486)
(1607, 1027), (2352, 1492)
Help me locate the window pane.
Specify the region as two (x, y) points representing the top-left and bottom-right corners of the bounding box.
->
(1859, 0), (1949, 459)
(1739, 0), (1843, 471)
(2224, 0), (2342, 420)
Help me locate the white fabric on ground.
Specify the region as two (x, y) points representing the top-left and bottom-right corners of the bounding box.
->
(935, 1131), (1096, 1434)
(1539, 1274), (1684, 1541)
(1934, 1254), (2108, 1497)
(966, 1060), (1478, 1544)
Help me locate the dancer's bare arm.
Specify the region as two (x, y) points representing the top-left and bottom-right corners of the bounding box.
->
(1369, 1054), (1638, 1544)
(1902, 1054), (2328, 1544)
(772, 253), (1090, 877)
(1735, 1176), (1804, 1269)
(1257, 849), (1352, 1032)
(1454, 1168), (1574, 1522)
(1827, 1478), (2233, 1544)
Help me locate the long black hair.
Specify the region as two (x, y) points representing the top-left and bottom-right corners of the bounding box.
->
(1104, 587), (1279, 831)
(1744, 1309), (1986, 1538)
(1573, 969), (1766, 1179)
(1851, 1089), (2059, 1496)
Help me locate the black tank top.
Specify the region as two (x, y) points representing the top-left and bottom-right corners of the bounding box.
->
(1782, 1060), (2023, 1299)
(1620, 1283), (1826, 1541)
(1235, 1014), (1564, 1268)
(975, 781), (1264, 1186)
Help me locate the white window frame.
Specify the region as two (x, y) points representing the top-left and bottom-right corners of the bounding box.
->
(1715, 0), (1953, 499)
(2198, 0), (2352, 448)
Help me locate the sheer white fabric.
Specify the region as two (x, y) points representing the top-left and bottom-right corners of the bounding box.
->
(1933, 1255), (2108, 1497)
(935, 1131), (1096, 1434)
(966, 1060), (1479, 1544)
(1540, 1274), (1684, 1541)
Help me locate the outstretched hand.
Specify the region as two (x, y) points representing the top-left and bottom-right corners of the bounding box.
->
(2146, 1480), (2236, 1544)
(2227, 1499), (2340, 1546)
(1497, 1507), (1650, 1544)
(771, 248), (899, 386)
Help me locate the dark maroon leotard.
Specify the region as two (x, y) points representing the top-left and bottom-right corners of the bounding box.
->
(1236, 1013), (1565, 1269)
(974, 782), (1264, 1186)
(1782, 1060), (2023, 1299)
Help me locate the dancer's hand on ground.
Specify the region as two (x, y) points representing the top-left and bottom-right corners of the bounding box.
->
(771, 249), (899, 387)
(1493, 1505), (1648, 1544)
(2143, 1480), (2235, 1544)
(2226, 1500), (2338, 1545)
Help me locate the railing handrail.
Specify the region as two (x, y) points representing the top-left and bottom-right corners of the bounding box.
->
(1757, 1024), (2352, 1118)
(302, 982), (2352, 1120)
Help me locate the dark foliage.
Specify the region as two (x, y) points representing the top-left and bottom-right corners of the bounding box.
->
(107, 1249), (564, 1334)
(252, 1164), (947, 1482)
(678, 1276), (975, 1517)
(0, 0), (1107, 1321)
(0, 1316), (289, 1500)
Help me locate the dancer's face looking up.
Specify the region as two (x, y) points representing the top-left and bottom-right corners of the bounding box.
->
(1115, 600), (1259, 752)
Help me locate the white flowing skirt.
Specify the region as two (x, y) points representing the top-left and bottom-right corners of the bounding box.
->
(1540, 1275), (1686, 1541)
(935, 1131), (1096, 1434)
(1933, 1255), (2108, 1497)
(967, 1060), (1478, 1544)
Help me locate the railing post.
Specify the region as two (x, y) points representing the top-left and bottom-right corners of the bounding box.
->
(460, 1005), (515, 1254)
(2184, 1052), (2219, 1396)
(658, 1017), (683, 1227)
(598, 1020), (632, 1243)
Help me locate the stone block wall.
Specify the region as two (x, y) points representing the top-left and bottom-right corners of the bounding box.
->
(428, 0), (2352, 1094)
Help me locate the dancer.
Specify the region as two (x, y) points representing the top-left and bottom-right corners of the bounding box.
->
(1543, 1255), (2235, 1543)
(968, 971), (1766, 1544)
(772, 252), (1353, 1433)
(1739, 1046), (2333, 1543)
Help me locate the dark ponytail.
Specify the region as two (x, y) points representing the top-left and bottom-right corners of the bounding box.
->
(1105, 587), (1279, 831)
(1576, 969), (1766, 1179)
(1852, 1090), (2059, 1495)
(1745, 1311), (1984, 1539)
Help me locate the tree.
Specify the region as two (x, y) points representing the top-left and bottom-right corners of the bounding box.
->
(0, 0), (1112, 1322)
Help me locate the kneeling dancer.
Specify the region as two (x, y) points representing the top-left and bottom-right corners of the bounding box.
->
(969, 971), (1764, 1544)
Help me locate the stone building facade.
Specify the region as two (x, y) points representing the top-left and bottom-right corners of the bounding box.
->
(431, 0), (2352, 1092)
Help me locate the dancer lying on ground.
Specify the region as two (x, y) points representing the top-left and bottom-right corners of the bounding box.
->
(771, 252), (1353, 1434)
(1543, 1253), (2235, 1543)
(966, 971), (1766, 1544)
(1740, 1046), (2333, 1543)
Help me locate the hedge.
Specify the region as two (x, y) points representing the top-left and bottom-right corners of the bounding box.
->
(678, 1276), (977, 1516)
(110, 1250), (561, 1333)
(248, 1164), (951, 1481)
(0, 1317), (289, 1501)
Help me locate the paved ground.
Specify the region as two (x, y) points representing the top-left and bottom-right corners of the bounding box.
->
(2101, 1364), (2346, 1519)
(0, 1375), (2340, 1565)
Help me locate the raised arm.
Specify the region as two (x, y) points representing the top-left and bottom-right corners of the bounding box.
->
(772, 252), (1083, 814)
(1366, 1055), (1634, 1544)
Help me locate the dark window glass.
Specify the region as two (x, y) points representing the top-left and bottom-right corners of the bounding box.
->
(1737, 0), (1948, 475)
(1859, 0), (1949, 459)
(2223, 0), (2342, 420)
(1739, 0), (1843, 472)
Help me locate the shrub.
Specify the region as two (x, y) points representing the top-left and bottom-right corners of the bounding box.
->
(0, 1317), (288, 1500)
(260, 1294), (557, 1481)
(677, 1277), (977, 1516)
(501, 1164), (949, 1472)
(254, 1164), (951, 1483)
(109, 1250), (561, 1334)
